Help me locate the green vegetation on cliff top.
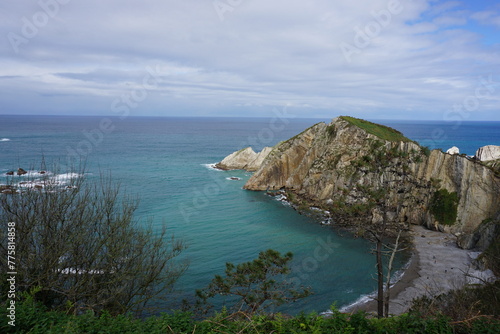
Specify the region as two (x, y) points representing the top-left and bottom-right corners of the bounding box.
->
(340, 116), (412, 142)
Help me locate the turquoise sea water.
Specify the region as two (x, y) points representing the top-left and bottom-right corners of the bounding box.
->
(1, 116), (499, 315)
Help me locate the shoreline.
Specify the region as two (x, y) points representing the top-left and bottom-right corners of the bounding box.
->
(342, 225), (497, 316)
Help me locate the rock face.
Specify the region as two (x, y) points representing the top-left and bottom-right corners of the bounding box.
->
(446, 146), (459, 155)
(457, 215), (500, 250)
(243, 117), (500, 246)
(475, 145), (500, 161)
(216, 147), (272, 172)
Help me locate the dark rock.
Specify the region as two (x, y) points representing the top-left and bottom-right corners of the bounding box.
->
(0, 185), (15, 194)
(39, 171), (46, 174)
(17, 168), (27, 176)
(457, 217), (500, 250)
(6, 171), (14, 176)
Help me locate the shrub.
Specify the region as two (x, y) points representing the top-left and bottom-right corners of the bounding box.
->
(0, 167), (186, 316)
(429, 189), (459, 225)
(195, 249), (311, 316)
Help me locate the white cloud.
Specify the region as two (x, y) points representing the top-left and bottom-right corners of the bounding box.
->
(0, 0), (499, 119)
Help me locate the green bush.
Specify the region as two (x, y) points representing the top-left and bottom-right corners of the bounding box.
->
(7, 297), (500, 334)
(422, 146), (431, 157)
(429, 189), (459, 225)
(327, 124), (337, 137)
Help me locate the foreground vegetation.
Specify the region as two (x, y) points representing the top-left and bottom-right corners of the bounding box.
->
(1, 290), (499, 334)
(0, 168), (186, 319)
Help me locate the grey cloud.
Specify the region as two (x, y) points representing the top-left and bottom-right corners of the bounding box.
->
(0, 0), (499, 119)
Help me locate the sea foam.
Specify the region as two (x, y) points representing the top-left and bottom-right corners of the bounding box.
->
(202, 163), (223, 171)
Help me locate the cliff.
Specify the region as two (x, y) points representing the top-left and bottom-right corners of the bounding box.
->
(216, 147), (272, 172)
(243, 116), (500, 246)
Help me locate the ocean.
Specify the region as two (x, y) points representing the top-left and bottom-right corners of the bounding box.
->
(1, 115), (499, 315)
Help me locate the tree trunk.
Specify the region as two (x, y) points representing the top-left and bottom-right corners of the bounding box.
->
(384, 230), (401, 317)
(376, 238), (384, 318)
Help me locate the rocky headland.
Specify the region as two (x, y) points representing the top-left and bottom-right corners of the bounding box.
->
(218, 116), (500, 250)
(217, 116), (500, 314)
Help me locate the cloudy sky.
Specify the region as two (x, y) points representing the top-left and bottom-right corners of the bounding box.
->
(1, 0), (499, 120)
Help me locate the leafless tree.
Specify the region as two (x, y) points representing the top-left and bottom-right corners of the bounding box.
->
(0, 166), (186, 316)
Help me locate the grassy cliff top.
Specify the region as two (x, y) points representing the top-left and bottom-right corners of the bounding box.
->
(339, 116), (412, 142)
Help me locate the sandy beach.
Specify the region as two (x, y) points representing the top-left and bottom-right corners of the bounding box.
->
(343, 225), (497, 316)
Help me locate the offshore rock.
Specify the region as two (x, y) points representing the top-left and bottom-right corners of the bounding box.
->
(243, 116), (500, 246)
(475, 145), (500, 161)
(446, 146), (459, 155)
(216, 147), (272, 172)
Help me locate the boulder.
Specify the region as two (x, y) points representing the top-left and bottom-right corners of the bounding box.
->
(475, 145), (500, 161)
(17, 168), (27, 176)
(6, 171), (14, 176)
(446, 146), (459, 155)
(0, 185), (15, 194)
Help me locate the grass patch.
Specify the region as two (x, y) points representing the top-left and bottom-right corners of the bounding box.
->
(340, 116), (412, 142)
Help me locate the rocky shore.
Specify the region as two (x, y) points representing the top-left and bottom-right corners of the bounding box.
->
(343, 225), (496, 315)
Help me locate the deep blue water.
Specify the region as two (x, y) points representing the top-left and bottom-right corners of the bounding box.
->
(1, 115), (499, 314)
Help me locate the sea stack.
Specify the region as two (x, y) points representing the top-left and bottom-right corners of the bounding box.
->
(216, 147), (273, 172)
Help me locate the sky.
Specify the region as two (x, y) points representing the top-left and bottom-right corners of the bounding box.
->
(0, 0), (499, 120)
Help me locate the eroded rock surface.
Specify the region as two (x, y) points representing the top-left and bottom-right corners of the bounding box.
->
(243, 117), (500, 245)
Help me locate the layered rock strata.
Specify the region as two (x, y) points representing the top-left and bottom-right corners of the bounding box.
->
(215, 147), (272, 172)
(475, 145), (500, 161)
(242, 117), (500, 247)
